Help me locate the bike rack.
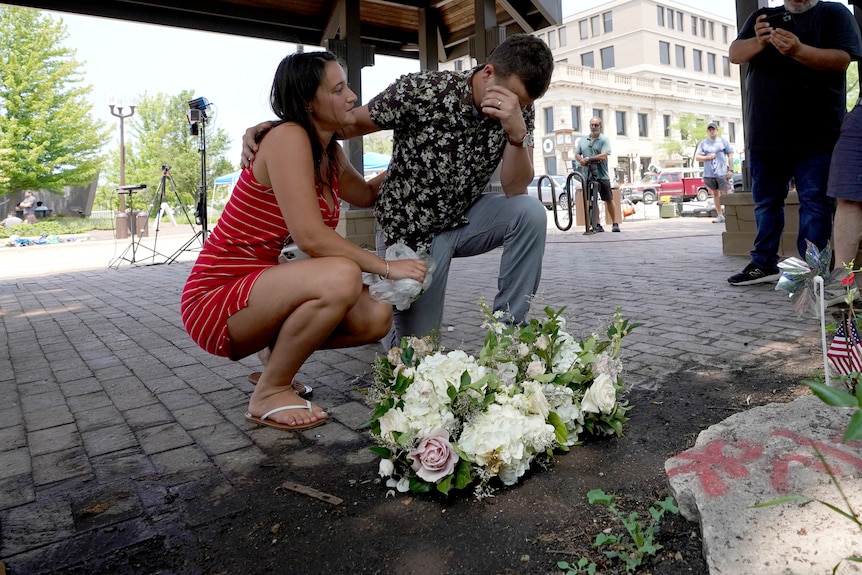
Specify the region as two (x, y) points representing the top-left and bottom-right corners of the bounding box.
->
(535, 174), (576, 231)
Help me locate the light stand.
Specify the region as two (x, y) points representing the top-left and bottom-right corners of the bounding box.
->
(166, 97), (211, 264)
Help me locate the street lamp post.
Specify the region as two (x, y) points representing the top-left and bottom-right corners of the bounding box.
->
(553, 118), (574, 172)
(108, 95), (138, 239)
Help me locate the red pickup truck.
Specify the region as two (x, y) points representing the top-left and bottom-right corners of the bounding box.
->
(620, 169), (710, 204)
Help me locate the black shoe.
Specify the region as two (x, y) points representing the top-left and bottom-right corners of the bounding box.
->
(595, 224), (605, 233)
(612, 223), (620, 232)
(727, 263), (781, 286)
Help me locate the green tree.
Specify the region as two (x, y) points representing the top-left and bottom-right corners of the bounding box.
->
(0, 7), (107, 198)
(97, 90), (234, 215)
(656, 113), (709, 166)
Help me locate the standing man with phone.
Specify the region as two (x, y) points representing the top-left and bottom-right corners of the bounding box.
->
(727, 0), (862, 286)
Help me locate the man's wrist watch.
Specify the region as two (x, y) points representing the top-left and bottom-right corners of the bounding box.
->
(507, 133), (534, 148)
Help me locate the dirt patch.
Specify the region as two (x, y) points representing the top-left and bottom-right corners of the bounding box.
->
(44, 365), (813, 575)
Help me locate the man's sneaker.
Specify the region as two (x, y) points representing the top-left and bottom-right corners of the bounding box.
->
(612, 223), (620, 232)
(727, 263), (781, 286)
(595, 224), (605, 233)
(713, 215), (726, 224)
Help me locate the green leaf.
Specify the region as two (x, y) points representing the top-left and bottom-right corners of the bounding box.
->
(408, 477), (432, 493)
(844, 410), (862, 443)
(453, 459), (473, 489)
(368, 446), (391, 458)
(588, 489), (614, 506)
(548, 411), (568, 445)
(806, 380), (858, 407)
(436, 474), (453, 495)
(750, 495), (810, 508)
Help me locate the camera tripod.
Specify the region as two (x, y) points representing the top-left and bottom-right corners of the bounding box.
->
(108, 184), (161, 268)
(148, 164), (197, 262)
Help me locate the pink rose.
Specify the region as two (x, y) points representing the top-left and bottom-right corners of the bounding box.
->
(408, 429), (459, 483)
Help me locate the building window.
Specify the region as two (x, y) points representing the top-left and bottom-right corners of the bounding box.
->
(579, 19), (588, 40)
(709, 21), (715, 41)
(659, 41), (670, 65)
(544, 107), (554, 133)
(675, 45), (686, 68)
(547, 31), (556, 49)
(663, 114), (671, 137)
(600, 46), (615, 69)
(693, 49), (703, 72)
(657, 5), (665, 27)
(581, 51), (595, 68)
(691, 15), (698, 35)
(591, 15), (601, 36)
(616, 111), (627, 136)
(593, 108), (603, 122)
(668, 9), (675, 30)
(559, 26), (567, 47)
(729, 122), (736, 143)
(544, 156), (556, 175)
(638, 113), (649, 137)
(708, 52), (716, 74)
(723, 25), (729, 44)
(677, 11), (684, 31)
(603, 11), (613, 33)
(571, 106), (581, 132)
(722, 56), (731, 77)
(700, 18), (706, 37)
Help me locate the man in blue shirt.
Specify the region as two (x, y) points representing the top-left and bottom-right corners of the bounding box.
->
(695, 123), (734, 224)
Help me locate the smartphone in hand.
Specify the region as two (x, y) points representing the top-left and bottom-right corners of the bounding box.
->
(765, 11), (795, 33)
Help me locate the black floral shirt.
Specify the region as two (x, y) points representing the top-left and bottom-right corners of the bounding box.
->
(369, 67), (536, 250)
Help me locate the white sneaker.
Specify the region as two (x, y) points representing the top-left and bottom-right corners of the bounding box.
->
(713, 215), (726, 223)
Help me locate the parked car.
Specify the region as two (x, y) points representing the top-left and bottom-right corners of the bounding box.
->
(526, 174), (580, 210)
(620, 168), (709, 204)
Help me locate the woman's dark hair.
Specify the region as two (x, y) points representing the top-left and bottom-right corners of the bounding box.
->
(268, 51), (341, 186)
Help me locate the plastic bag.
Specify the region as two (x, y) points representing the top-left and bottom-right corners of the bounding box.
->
(364, 243), (436, 310)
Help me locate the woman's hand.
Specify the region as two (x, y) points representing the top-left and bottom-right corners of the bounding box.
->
(240, 121), (274, 167)
(387, 258), (427, 283)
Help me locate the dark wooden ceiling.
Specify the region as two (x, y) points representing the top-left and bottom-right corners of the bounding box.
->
(8, 0), (561, 62)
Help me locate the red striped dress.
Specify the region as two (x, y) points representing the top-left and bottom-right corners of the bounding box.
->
(180, 167), (340, 358)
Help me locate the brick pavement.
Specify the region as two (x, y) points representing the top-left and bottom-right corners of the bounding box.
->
(0, 213), (824, 573)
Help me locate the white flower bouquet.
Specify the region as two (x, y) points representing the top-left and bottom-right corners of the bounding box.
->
(369, 303), (639, 498)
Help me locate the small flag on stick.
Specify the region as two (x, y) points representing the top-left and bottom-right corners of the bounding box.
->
(827, 311), (862, 375)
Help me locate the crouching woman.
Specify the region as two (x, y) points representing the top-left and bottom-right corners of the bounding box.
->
(181, 51), (426, 431)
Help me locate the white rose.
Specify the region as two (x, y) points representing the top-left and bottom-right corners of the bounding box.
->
(536, 335), (550, 351)
(378, 407), (409, 440)
(517, 343), (531, 357)
(581, 373), (617, 414)
(526, 360), (545, 378)
(378, 458), (395, 477)
(521, 381), (550, 419)
(495, 362), (518, 385)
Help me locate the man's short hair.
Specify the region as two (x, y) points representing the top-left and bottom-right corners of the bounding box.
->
(487, 34), (554, 100)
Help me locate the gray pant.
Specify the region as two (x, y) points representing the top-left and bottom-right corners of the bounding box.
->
(379, 192), (547, 347)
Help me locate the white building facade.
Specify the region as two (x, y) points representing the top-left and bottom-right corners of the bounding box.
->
(533, 0), (743, 183)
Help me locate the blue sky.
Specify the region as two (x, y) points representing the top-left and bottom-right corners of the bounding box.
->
(45, 0), (824, 164)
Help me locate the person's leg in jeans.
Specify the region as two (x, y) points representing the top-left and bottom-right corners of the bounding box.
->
(390, 193), (546, 344)
(749, 150), (793, 271)
(793, 153), (834, 258)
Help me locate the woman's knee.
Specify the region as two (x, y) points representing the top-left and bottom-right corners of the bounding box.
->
(322, 257), (364, 299)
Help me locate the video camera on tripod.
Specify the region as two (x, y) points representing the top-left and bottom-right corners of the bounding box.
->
(187, 97), (210, 136)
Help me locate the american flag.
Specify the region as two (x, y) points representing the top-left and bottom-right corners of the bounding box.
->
(827, 313), (862, 375)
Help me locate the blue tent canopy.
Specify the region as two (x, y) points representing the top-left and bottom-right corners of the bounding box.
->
(215, 170), (241, 186)
(363, 152), (390, 173)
